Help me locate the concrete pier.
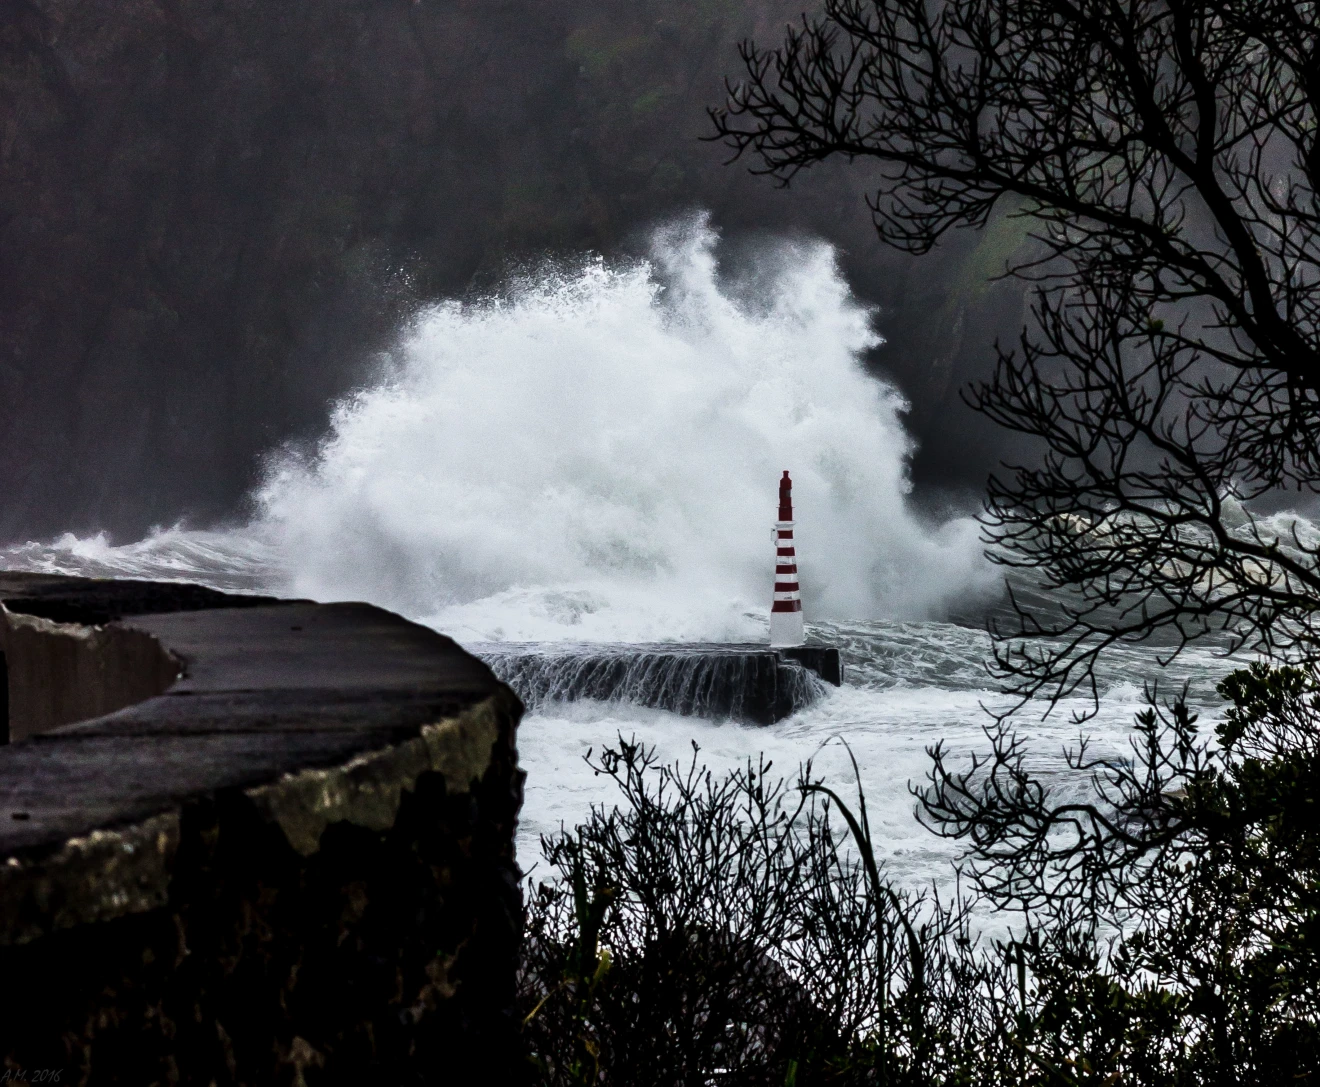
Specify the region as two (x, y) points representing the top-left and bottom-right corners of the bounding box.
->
(0, 573), (524, 1084)
(476, 641), (843, 725)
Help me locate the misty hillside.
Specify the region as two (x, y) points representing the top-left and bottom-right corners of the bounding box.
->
(1, 0), (1028, 541)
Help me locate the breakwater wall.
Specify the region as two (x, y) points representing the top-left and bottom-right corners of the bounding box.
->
(0, 573), (524, 1084)
(476, 642), (842, 724)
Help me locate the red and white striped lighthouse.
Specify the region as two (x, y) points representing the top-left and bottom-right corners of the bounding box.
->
(770, 470), (806, 647)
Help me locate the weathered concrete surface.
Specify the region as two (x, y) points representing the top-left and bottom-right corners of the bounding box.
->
(0, 575), (525, 1084)
(0, 572), (286, 627)
(0, 610), (181, 741)
(0, 572), (288, 742)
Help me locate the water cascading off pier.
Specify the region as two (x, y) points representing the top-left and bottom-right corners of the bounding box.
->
(474, 473), (843, 724)
(475, 642), (841, 725)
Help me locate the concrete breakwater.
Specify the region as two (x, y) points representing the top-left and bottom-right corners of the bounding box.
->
(0, 573), (524, 1084)
(476, 642), (843, 725)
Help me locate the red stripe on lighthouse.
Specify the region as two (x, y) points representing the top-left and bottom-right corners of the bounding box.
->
(769, 471), (806, 645)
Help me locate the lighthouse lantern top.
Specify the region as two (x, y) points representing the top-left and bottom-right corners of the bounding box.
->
(778, 471), (793, 522)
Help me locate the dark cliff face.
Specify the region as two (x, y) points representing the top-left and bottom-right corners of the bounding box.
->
(0, 0), (1025, 542)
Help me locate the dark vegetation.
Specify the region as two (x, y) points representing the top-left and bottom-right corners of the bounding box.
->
(521, 671), (1320, 1083)
(713, 0), (1320, 711)
(0, 0), (1026, 542)
(520, 1), (1320, 1082)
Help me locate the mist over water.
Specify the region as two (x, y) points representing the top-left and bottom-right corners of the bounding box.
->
(253, 217), (993, 641)
(9, 219), (993, 631)
(0, 217), (1243, 893)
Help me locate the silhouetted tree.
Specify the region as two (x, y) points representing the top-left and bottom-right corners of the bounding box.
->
(713, 0), (1320, 710)
(706, 8), (1320, 1081)
(912, 666), (1320, 1081)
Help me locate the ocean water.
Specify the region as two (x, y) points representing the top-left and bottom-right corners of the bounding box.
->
(0, 217), (1244, 894)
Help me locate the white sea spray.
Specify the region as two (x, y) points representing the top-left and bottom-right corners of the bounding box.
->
(252, 215), (994, 640)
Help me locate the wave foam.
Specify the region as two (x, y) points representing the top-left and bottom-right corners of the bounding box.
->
(253, 216), (992, 639)
(1, 216), (993, 641)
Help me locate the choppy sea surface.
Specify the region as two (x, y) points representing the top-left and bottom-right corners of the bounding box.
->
(0, 218), (1244, 895)
(1, 524), (1238, 895)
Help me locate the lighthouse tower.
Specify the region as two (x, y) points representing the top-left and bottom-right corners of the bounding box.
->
(770, 471), (806, 647)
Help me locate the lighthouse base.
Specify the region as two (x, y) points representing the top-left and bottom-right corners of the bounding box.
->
(473, 642), (843, 725)
(769, 609), (805, 648)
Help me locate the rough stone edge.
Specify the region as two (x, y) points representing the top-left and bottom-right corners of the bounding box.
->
(0, 811), (181, 947)
(244, 688), (515, 856)
(1, 608), (99, 645)
(0, 688), (518, 945)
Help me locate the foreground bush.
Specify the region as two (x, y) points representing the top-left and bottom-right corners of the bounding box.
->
(520, 666), (1320, 1085)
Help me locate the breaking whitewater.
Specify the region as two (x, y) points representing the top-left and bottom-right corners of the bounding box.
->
(1, 218), (1245, 891)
